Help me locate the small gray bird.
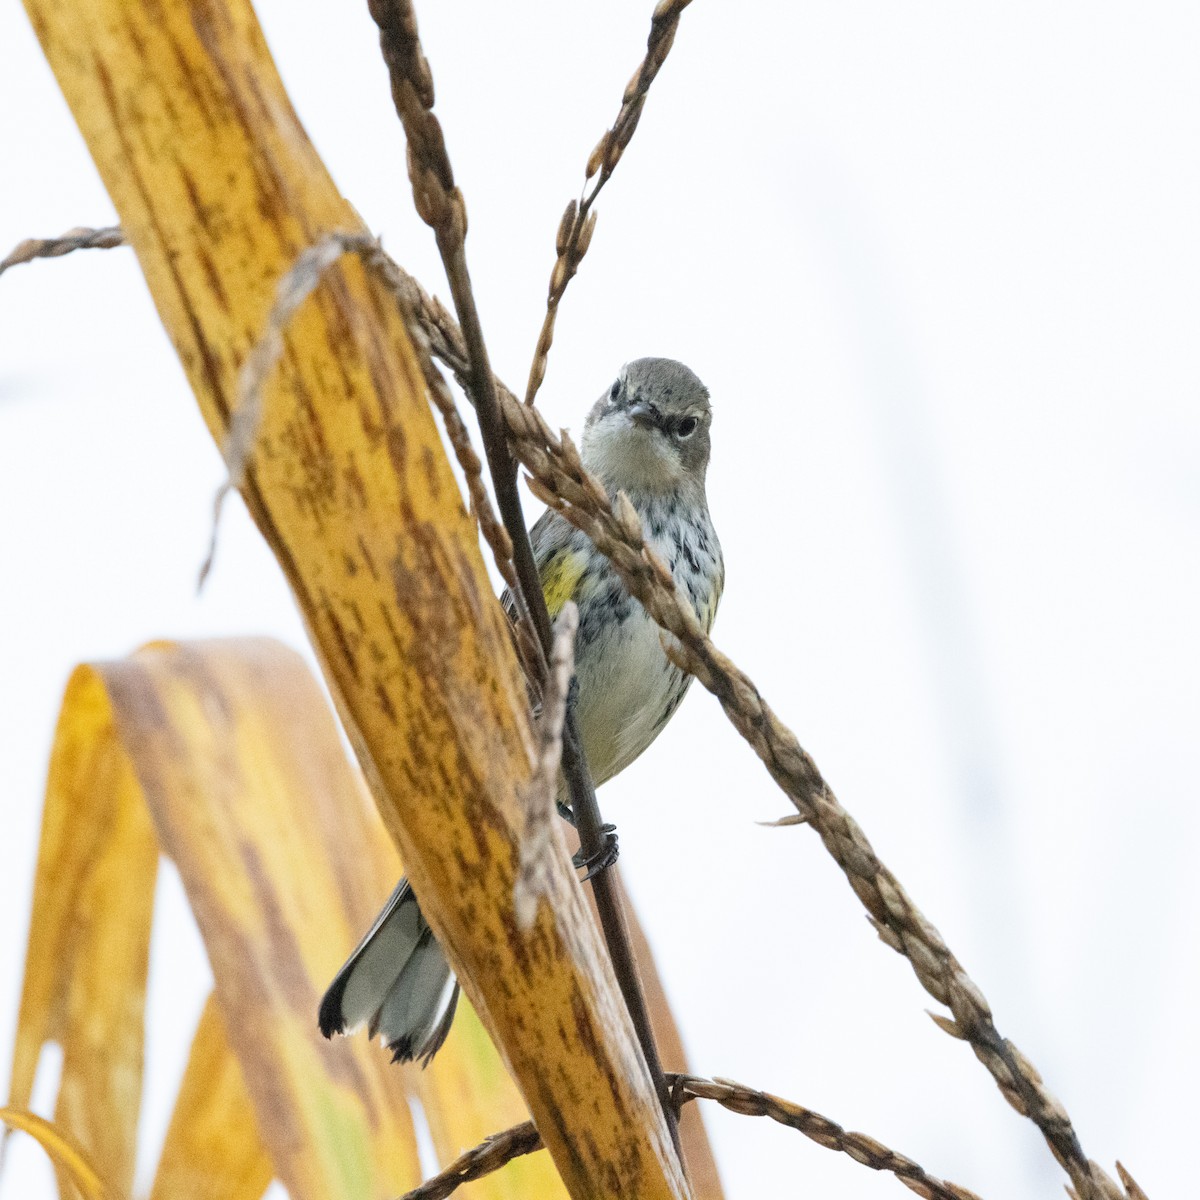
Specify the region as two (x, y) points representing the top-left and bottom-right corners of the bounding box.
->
(319, 357), (723, 1064)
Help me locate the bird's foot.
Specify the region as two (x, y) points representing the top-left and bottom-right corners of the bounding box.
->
(572, 824), (619, 881)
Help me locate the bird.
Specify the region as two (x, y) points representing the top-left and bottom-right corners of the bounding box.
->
(318, 357), (724, 1065)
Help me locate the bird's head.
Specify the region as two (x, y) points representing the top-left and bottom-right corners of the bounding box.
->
(580, 357), (712, 497)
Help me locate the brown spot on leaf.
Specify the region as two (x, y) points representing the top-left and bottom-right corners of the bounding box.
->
(357, 535), (379, 580)
(375, 680), (398, 726)
(322, 602), (359, 684)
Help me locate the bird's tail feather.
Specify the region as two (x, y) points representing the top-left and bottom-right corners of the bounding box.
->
(319, 878), (459, 1066)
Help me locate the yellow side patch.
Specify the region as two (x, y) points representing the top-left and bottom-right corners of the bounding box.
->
(541, 549), (589, 619)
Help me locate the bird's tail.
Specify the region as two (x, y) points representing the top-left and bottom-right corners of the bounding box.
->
(318, 878), (459, 1066)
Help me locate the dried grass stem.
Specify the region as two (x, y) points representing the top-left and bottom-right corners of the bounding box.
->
(514, 603), (577, 930)
(524, 0), (693, 407)
(3, 222), (1137, 1200)
(366, 0), (680, 1151)
(389, 254), (1125, 1200)
(0, 225), (124, 277)
(398, 1072), (988, 1200)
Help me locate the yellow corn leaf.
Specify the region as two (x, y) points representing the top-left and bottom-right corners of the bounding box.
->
(11, 636), (570, 1200)
(147, 996), (273, 1200)
(101, 638), (567, 1199)
(0, 1108), (119, 1200)
(24, 0), (690, 1194)
(11, 639), (422, 1198)
(97, 638), (421, 1200)
(8, 664), (159, 1197)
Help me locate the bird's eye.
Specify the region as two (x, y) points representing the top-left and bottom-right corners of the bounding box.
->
(609, 380), (621, 401)
(676, 416), (698, 439)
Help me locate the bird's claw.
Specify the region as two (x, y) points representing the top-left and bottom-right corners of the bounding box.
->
(572, 824), (619, 881)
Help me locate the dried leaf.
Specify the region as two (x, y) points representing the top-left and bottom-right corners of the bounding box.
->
(113, 639), (565, 1198)
(0, 1108), (118, 1200)
(148, 996), (273, 1200)
(10, 637), (566, 1200)
(8, 664), (158, 1195)
(97, 639), (422, 1200)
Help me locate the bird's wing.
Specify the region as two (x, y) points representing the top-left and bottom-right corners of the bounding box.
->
(500, 508), (587, 621)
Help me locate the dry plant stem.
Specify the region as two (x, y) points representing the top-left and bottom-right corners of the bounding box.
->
(524, 0), (692, 407)
(399, 1120), (542, 1200)
(345, 268), (691, 1154)
(515, 604), (578, 930)
(672, 1077), (983, 1200)
(419, 349), (546, 688)
(367, 0), (681, 1152)
(420, 371), (520, 591)
(393, 273), (1125, 1200)
(557, 726), (681, 1149)
(407, 293), (546, 685)
(0, 225), (123, 276)
(502, 415), (1125, 1200)
(398, 1073), (986, 1200)
(7, 226), (1136, 1200)
(413, 317), (521, 596)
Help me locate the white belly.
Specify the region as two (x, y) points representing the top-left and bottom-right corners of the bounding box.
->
(569, 497), (721, 785)
(574, 600), (686, 784)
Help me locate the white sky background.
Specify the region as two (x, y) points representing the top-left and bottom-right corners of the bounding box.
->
(2, 2), (1198, 1197)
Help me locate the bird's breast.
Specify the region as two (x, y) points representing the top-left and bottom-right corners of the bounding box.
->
(569, 495), (721, 784)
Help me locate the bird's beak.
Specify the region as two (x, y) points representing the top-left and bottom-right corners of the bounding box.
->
(626, 402), (659, 430)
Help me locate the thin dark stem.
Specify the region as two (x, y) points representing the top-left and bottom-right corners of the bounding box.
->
(365, 0), (681, 1154)
(560, 723), (677, 1140)
(433, 230), (681, 1159)
(432, 235), (542, 637)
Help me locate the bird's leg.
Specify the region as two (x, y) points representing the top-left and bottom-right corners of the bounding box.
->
(558, 793), (620, 877)
(558, 678), (619, 879)
(574, 824), (619, 881)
